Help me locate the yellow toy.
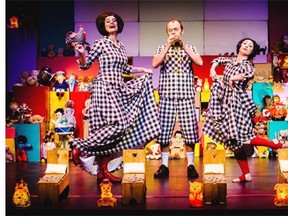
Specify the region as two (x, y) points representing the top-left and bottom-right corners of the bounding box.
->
(97, 178), (117, 207)
(189, 181), (204, 207)
(12, 179), (31, 208)
(274, 183), (288, 207)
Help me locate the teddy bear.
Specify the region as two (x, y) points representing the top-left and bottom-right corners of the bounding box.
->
(29, 114), (44, 124)
(189, 181), (204, 207)
(13, 179), (31, 208)
(47, 44), (56, 58)
(97, 178), (117, 207)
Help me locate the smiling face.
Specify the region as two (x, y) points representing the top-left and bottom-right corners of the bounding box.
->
(239, 39), (254, 56)
(104, 15), (118, 35)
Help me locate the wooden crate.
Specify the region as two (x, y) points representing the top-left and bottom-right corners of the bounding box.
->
(278, 149), (288, 183)
(203, 149), (227, 205)
(37, 148), (70, 204)
(122, 149), (146, 205)
(121, 173), (146, 205)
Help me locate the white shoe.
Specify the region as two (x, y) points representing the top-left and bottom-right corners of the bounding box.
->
(232, 173), (252, 183)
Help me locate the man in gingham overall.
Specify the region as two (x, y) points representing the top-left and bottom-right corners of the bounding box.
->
(152, 18), (203, 179)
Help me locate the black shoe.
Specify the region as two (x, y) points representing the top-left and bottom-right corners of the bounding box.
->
(154, 165), (169, 178)
(187, 164), (199, 179)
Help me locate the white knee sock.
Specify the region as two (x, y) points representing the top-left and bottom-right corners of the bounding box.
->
(161, 152), (169, 167)
(186, 152), (194, 166)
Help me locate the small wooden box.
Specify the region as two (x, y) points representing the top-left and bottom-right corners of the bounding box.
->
(121, 149), (146, 205)
(122, 173), (146, 205)
(203, 174), (227, 204)
(203, 149), (227, 205)
(278, 149), (288, 183)
(37, 148), (70, 204)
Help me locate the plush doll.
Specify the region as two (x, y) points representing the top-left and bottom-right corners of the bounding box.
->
(170, 130), (185, 159)
(41, 131), (57, 160)
(52, 108), (68, 127)
(17, 103), (32, 123)
(52, 71), (69, 98)
(6, 101), (20, 127)
(82, 98), (91, 120)
(189, 181), (204, 207)
(16, 135), (32, 162)
(274, 183), (288, 207)
(29, 114), (44, 124)
(195, 78), (203, 92)
(146, 143), (161, 160)
(64, 100), (76, 128)
(37, 67), (54, 87)
(66, 74), (78, 91)
(47, 44), (56, 58)
(12, 179), (31, 208)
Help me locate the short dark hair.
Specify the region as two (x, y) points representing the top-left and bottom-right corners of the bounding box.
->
(96, 11), (124, 36)
(236, 38), (259, 60)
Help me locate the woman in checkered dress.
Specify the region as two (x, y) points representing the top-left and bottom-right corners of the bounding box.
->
(70, 11), (160, 183)
(203, 38), (287, 183)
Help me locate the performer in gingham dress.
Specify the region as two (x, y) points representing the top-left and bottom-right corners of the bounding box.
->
(203, 38), (287, 183)
(70, 11), (160, 183)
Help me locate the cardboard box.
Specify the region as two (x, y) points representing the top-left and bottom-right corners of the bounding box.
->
(203, 149), (227, 205)
(121, 149), (146, 205)
(278, 149), (288, 183)
(122, 173), (146, 205)
(37, 148), (69, 204)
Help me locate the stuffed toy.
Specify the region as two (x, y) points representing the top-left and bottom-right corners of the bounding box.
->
(146, 143), (161, 160)
(52, 108), (68, 127)
(82, 98), (91, 120)
(12, 179), (31, 208)
(170, 130), (185, 159)
(29, 114), (44, 124)
(66, 74), (78, 91)
(6, 101), (20, 127)
(189, 181), (204, 207)
(64, 100), (77, 128)
(97, 178), (117, 207)
(37, 67), (54, 87)
(269, 100), (287, 121)
(52, 71), (69, 98)
(17, 103), (32, 123)
(65, 24), (90, 53)
(6, 146), (14, 163)
(41, 131), (57, 161)
(47, 44), (56, 58)
(274, 183), (288, 207)
(195, 78), (203, 92)
(16, 135), (32, 162)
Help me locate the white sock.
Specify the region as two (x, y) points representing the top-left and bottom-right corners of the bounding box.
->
(161, 152), (169, 167)
(186, 152), (194, 166)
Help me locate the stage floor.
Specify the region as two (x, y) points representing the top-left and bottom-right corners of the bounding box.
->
(6, 155), (288, 215)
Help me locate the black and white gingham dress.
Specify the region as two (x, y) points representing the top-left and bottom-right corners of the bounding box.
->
(155, 44), (200, 147)
(72, 36), (160, 157)
(203, 57), (257, 151)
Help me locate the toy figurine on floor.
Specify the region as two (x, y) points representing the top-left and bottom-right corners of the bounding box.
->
(52, 71), (69, 98)
(189, 181), (203, 207)
(12, 179), (31, 208)
(16, 135), (32, 162)
(97, 178), (117, 207)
